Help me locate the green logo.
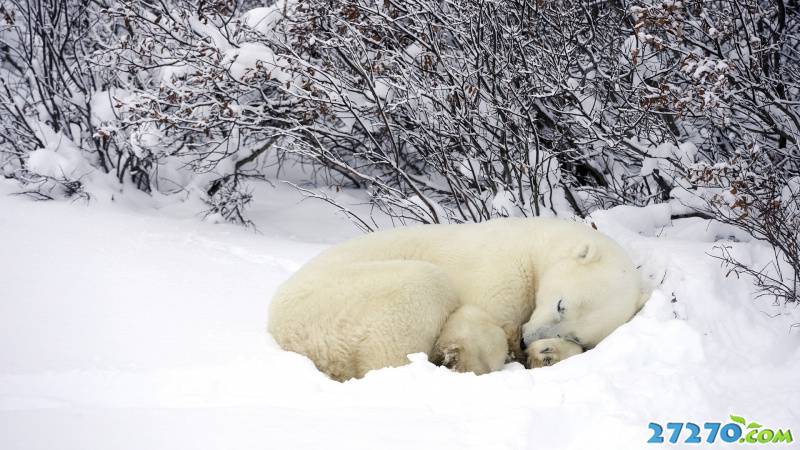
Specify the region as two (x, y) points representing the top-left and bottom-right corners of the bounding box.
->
(730, 415), (793, 445)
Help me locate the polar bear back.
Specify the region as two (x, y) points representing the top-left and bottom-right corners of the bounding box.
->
(269, 259), (460, 380)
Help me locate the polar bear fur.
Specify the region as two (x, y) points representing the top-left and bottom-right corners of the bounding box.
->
(268, 218), (645, 381)
(429, 304), (509, 375)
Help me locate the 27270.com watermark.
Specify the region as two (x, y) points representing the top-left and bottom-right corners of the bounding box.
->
(648, 415), (793, 445)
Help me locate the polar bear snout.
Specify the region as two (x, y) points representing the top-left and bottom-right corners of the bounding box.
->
(521, 307), (573, 344)
(521, 323), (559, 347)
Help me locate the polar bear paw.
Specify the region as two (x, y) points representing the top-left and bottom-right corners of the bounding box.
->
(526, 338), (584, 368)
(429, 343), (462, 370)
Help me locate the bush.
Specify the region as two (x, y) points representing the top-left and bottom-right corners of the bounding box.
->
(1, 0), (797, 300)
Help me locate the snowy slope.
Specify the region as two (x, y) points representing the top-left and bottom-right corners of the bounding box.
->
(0, 182), (798, 450)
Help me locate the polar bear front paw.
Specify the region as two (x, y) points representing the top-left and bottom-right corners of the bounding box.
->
(429, 343), (462, 370)
(526, 338), (584, 368)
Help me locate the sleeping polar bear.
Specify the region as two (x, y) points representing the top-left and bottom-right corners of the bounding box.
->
(268, 218), (646, 381)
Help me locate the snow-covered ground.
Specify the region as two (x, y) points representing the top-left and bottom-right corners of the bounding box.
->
(1, 180), (798, 450)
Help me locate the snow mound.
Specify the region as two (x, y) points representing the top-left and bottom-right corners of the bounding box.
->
(0, 181), (797, 450)
(25, 124), (92, 179)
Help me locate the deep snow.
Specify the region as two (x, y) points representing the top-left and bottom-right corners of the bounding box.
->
(0, 180), (798, 450)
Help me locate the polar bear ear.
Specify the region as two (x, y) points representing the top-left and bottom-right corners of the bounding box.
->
(574, 242), (600, 264)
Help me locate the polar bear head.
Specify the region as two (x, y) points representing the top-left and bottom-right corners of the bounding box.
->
(521, 239), (647, 350)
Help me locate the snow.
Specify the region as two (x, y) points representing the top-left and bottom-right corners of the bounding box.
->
(26, 148), (85, 179)
(1, 180), (798, 450)
(224, 43), (292, 83)
(641, 141), (698, 178)
(491, 189), (516, 217)
(242, 1), (290, 38)
(25, 124), (91, 179)
(89, 90), (125, 127)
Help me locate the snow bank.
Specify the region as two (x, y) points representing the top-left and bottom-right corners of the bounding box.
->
(242, 1), (291, 38)
(224, 43), (293, 83)
(24, 123), (92, 179)
(0, 180), (797, 450)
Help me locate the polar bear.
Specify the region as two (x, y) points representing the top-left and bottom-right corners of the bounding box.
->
(268, 218), (646, 381)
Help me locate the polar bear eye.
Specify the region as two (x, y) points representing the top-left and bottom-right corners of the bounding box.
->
(557, 299), (566, 315)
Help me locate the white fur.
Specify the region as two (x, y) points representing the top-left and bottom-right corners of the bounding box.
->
(430, 305), (509, 375)
(268, 218), (644, 381)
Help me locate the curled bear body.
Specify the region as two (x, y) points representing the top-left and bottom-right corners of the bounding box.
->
(268, 218), (645, 381)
